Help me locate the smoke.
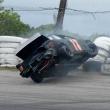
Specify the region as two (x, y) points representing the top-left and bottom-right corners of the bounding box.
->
(82, 60), (102, 72)
(47, 59), (82, 77)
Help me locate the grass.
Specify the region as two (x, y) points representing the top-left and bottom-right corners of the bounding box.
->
(0, 67), (17, 71)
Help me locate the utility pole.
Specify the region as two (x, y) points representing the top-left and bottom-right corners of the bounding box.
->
(54, 0), (67, 34)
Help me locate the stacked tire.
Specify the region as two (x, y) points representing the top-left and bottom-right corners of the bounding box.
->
(0, 36), (27, 67)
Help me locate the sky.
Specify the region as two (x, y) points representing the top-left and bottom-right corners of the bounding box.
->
(2, 0), (110, 36)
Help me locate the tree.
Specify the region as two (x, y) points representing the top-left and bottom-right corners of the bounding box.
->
(0, 0), (4, 10)
(0, 0), (33, 37)
(35, 24), (54, 33)
(0, 0), (3, 3)
(0, 10), (32, 36)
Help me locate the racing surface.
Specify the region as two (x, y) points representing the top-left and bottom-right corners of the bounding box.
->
(0, 70), (110, 110)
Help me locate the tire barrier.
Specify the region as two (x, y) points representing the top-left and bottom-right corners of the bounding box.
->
(83, 36), (110, 72)
(0, 48), (15, 54)
(0, 36), (27, 67)
(0, 43), (19, 48)
(93, 36), (110, 62)
(101, 57), (110, 75)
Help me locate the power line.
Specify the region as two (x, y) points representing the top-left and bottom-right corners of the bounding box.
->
(3, 7), (110, 15)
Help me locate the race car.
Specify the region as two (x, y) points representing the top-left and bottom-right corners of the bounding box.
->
(16, 34), (98, 83)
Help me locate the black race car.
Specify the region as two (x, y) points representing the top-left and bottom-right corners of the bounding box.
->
(16, 34), (98, 83)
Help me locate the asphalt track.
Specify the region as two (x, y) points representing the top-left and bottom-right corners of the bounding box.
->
(0, 70), (110, 110)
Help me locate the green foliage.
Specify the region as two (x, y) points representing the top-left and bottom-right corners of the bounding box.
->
(35, 24), (54, 34)
(25, 24), (55, 37)
(0, 0), (3, 2)
(0, 0), (3, 10)
(0, 0), (3, 3)
(0, 10), (32, 36)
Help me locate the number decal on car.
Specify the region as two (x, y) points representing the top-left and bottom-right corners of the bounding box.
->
(69, 39), (82, 51)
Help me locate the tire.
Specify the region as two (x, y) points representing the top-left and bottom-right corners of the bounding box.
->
(30, 73), (43, 83)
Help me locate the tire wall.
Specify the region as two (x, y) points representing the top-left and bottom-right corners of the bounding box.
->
(0, 36), (27, 67)
(93, 36), (110, 62)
